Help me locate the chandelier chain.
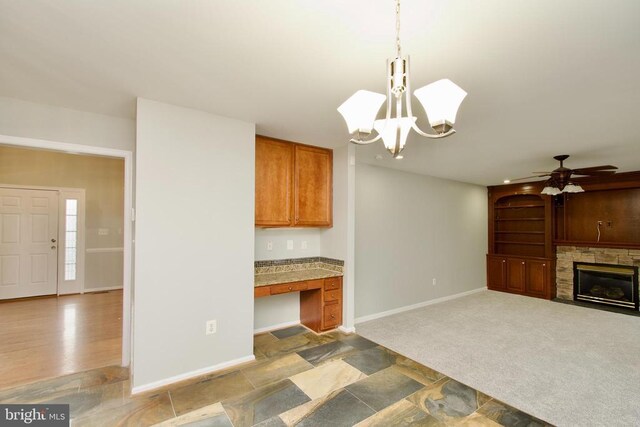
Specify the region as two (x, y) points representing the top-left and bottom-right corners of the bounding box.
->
(395, 0), (401, 57)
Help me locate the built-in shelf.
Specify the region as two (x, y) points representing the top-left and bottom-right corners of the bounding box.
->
(495, 204), (544, 209)
(495, 231), (545, 234)
(495, 241), (545, 246)
(495, 218), (545, 221)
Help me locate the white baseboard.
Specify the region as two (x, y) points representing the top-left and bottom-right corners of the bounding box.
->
(338, 325), (356, 334)
(131, 354), (256, 395)
(254, 320), (300, 334)
(355, 287), (487, 324)
(83, 286), (123, 293)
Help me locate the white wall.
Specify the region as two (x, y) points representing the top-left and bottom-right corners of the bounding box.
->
(0, 96), (135, 151)
(255, 228), (322, 261)
(321, 145), (356, 331)
(134, 98), (255, 390)
(355, 163), (487, 320)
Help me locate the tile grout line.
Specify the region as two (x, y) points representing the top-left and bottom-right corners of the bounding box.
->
(167, 390), (177, 418)
(344, 388), (379, 415)
(238, 369), (258, 390)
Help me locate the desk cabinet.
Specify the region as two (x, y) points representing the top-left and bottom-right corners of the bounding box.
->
(255, 276), (342, 332)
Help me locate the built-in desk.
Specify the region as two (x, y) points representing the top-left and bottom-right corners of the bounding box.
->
(254, 274), (343, 332)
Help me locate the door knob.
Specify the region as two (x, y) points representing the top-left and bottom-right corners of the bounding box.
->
(51, 245), (57, 249)
(51, 238), (57, 243)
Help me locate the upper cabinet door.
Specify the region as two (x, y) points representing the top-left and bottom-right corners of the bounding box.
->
(294, 144), (333, 227)
(255, 137), (294, 227)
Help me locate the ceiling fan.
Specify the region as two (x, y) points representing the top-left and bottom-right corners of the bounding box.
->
(511, 155), (618, 195)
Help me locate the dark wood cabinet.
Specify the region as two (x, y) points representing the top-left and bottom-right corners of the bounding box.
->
(525, 259), (549, 297)
(255, 136), (333, 228)
(506, 259), (526, 292)
(487, 254), (554, 299)
(487, 256), (506, 290)
(553, 172), (640, 249)
(487, 183), (555, 299)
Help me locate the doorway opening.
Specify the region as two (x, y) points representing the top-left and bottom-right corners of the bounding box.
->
(0, 138), (133, 389)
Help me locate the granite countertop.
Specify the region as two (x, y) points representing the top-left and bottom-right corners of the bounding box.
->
(255, 268), (342, 287)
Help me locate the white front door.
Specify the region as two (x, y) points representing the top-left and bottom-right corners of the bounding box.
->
(0, 188), (58, 299)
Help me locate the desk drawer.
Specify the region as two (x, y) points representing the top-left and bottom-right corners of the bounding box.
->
(270, 281), (308, 295)
(254, 286), (270, 298)
(324, 277), (342, 291)
(324, 288), (342, 303)
(323, 302), (342, 329)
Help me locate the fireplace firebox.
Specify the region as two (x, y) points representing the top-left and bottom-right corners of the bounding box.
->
(574, 263), (639, 310)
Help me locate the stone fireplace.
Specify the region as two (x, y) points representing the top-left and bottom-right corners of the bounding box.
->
(556, 246), (640, 309)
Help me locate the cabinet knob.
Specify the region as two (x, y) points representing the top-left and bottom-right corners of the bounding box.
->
(502, 260), (505, 263)
(522, 262), (525, 265)
(330, 314), (335, 319)
(288, 286), (292, 291)
(543, 264), (546, 267)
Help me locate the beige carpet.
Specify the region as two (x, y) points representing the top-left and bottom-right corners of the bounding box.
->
(356, 290), (640, 427)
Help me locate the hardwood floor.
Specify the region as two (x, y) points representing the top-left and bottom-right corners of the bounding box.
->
(0, 290), (122, 390)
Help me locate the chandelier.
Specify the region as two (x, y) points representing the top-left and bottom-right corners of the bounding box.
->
(337, 0), (467, 158)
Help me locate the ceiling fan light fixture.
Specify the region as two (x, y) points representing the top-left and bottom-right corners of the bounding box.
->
(541, 180), (562, 196)
(562, 182), (584, 193)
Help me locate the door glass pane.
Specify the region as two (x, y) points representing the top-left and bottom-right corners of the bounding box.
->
(65, 199), (78, 281)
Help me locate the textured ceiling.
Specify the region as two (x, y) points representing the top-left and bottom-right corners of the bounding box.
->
(1, 0), (638, 185)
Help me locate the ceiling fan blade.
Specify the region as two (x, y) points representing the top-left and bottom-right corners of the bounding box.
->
(509, 174), (550, 182)
(531, 172), (553, 175)
(571, 165), (618, 174)
(572, 170), (617, 176)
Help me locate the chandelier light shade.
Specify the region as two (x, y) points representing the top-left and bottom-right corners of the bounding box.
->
(374, 116), (416, 156)
(337, 0), (466, 158)
(413, 79), (467, 134)
(337, 90), (387, 134)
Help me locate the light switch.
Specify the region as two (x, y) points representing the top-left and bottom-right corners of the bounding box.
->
(267, 241), (273, 251)
(301, 240), (308, 250)
(287, 240), (294, 250)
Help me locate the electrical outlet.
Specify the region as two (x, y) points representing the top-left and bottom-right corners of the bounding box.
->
(301, 240), (307, 250)
(206, 319), (217, 335)
(432, 278), (437, 286)
(267, 241), (273, 251)
(287, 240), (294, 250)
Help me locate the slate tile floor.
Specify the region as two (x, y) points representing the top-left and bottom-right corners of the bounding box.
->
(0, 326), (553, 426)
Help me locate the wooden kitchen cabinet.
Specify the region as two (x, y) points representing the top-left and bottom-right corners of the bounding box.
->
(255, 136), (295, 227)
(255, 136), (333, 228)
(294, 144), (332, 227)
